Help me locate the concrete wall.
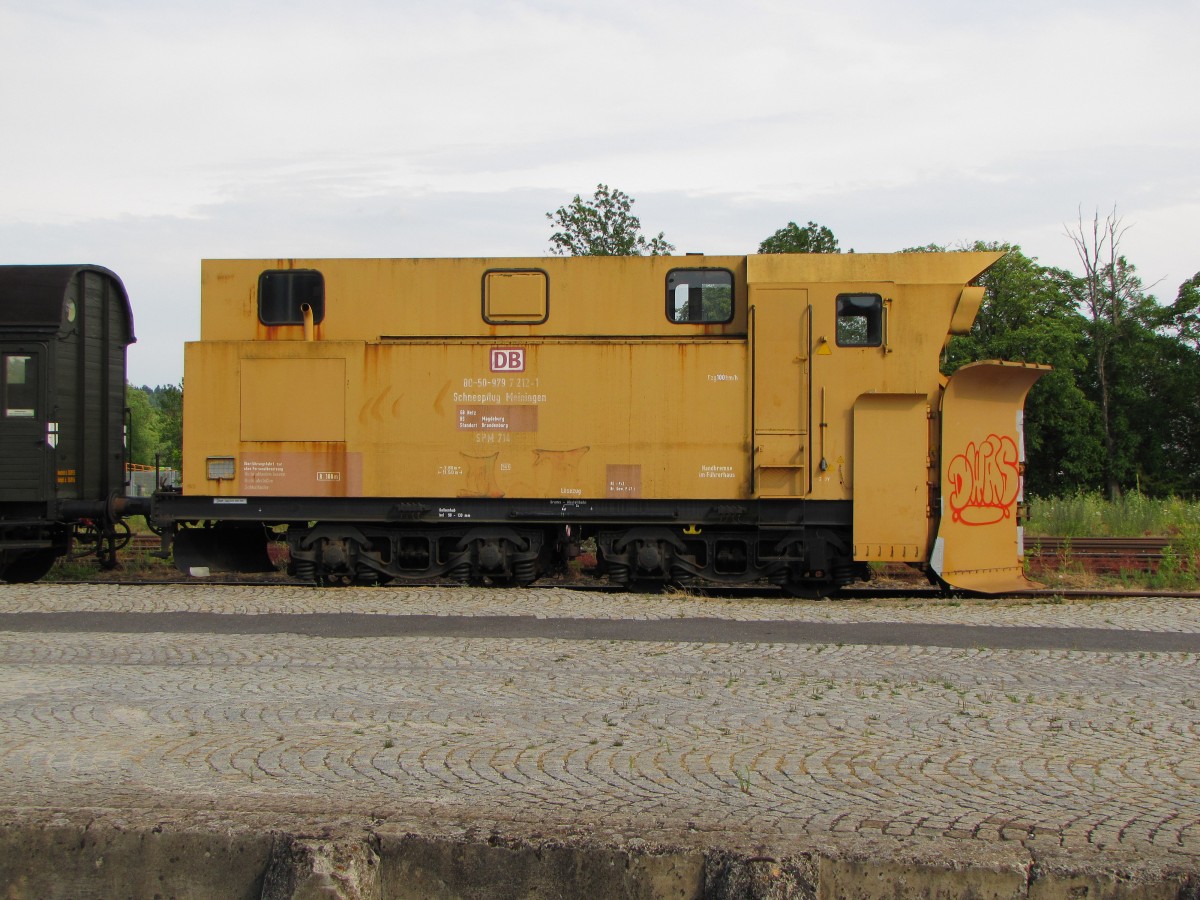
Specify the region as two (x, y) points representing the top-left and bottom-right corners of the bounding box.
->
(0, 811), (1196, 899)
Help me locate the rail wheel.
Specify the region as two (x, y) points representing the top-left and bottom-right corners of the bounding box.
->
(0, 549), (59, 583)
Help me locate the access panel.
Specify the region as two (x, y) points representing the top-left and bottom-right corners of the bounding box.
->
(853, 393), (929, 562)
(750, 288), (808, 497)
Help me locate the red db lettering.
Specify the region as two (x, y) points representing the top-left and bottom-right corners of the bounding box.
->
(490, 348), (525, 372)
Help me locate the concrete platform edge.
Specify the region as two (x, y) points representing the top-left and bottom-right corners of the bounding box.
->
(1, 807), (1197, 899)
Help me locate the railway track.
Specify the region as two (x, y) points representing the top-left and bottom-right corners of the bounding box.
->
(128, 533), (161, 551)
(80, 532), (1194, 600)
(39, 574), (1200, 601)
(35, 579), (1200, 600)
(125, 533), (1185, 561)
(1025, 535), (1174, 560)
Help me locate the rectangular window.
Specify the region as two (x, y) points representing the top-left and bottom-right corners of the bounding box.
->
(482, 269), (549, 324)
(667, 269), (734, 324)
(206, 457), (236, 480)
(3, 354), (36, 418)
(258, 270), (325, 326)
(836, 293), (883, 346)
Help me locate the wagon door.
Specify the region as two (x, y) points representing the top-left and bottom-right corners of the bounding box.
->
(749, 288), (808, 497)
(0, 346), (48, 503)
(932, 360), (1050, 593)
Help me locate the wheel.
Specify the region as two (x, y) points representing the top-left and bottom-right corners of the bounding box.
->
(0, 549), (59, 583)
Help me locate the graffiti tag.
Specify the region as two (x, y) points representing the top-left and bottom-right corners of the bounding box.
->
(946, 434), (1021, 526)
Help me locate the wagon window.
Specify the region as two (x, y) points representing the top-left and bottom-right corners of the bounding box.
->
(482, 269), (549, 324)
(836, 293), (883, 346)
(258, 270), (326, 326)
(3, 354), (37, 418)
(667, 269), (734, 324)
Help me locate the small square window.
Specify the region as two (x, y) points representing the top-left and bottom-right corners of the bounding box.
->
(667, 269), (734, 324)
(258, 270), (325, 326)
(836, 294), (883, 346)
(206, 457), (236, 480)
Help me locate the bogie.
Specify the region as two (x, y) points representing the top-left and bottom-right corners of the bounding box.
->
(280, 523), (554, 588)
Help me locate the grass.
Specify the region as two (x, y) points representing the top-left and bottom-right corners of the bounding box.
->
(1025, 492), (1200, 591)
(1028, 552), (1200, 593)
(48, 545), (175, 581)
(1026, 491), (1200, 538)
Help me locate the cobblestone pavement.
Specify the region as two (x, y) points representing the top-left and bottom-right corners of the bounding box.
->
(1, 583), (1198, 864)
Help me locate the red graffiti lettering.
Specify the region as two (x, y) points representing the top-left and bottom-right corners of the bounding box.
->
(946, 434), (1021, 526)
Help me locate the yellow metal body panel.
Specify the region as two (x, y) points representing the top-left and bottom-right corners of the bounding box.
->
(200, 256), (750, 342)
(807, 280), (894, 500)
(241, 357), (346, 442)
(744, 252), (1003, 292)
(184, 338), (750, 500)
(182, 251), (1015, 543)
(852, 394), (930, 561)
(949, 286), (986, 337)
(750, 288), (808, 497)
(933, 360), (1051, 593)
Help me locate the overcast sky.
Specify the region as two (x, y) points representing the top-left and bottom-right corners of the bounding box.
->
(2, 0), (1197, 386)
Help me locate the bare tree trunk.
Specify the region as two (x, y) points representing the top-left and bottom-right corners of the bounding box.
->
(1094, 342), (1120, 500)
(1066, 206), (1129, 501)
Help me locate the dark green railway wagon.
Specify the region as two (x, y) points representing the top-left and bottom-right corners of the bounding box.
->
(0, 265), (137, 581)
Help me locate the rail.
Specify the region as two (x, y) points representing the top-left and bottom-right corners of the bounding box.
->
(120, 534), (1187, 561)
(1025, 536), (1173, 560)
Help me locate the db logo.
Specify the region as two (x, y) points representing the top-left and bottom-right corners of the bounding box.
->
(490, 348), (525, 372)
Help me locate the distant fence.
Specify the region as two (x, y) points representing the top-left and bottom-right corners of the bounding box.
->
(126, 464), (178, 497)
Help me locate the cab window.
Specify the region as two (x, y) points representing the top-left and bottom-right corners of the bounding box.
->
(667, 269), (734, 324)
(836, 293), (883, 346)
(258, 270), (325, 326)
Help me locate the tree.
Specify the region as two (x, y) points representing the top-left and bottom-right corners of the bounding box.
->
(757, 220), (840, 254)
(1111, 323), (1200, 495)
(149, 383), (183, 472)
(1160, 274), (1200, 492)
(924, 231), (1200, 498)
(126, 385), (162, 467)
(942, 243), (1103, 495)
(1064, 207), (1164, 499)
(546, 184), (674, 256)
(1171, 271), (1200, 352)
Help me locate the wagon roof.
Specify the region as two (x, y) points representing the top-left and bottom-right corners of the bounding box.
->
(0, 264), (134, 340)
